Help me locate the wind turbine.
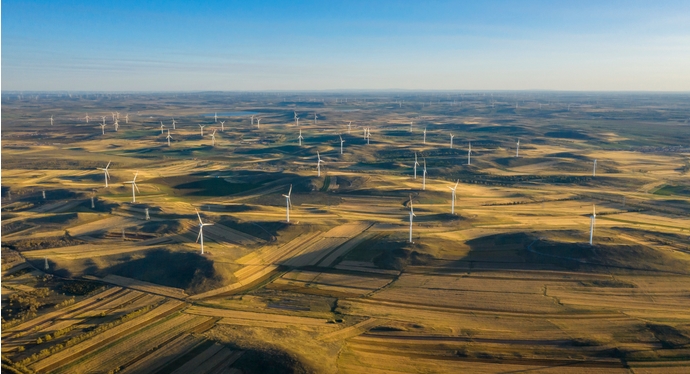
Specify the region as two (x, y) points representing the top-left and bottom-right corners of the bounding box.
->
(413, 153), (419, 179)
(97, 161), (111, 187)
(450, 133), (454, 149)
(166, 130), (172, 146)
(101, 115), (106, 124)
(339, 134), (345, 155)
(592, 159), (597, 177)
(172, 118), (176, 129)
(123, 172), (140, 203)
(257, 118), (261, 129)
(160, 122), (165, 134)
(282, 184), (293, 222)
(295, 116), (300, 127)
(214, 112), (218, 123)
(199, 124), (205, 136)
(195, 209), (214, 254)
(220, 120), (225, 132)
(50, 115), (54, 126)
(250, 115), (255, 126)
(298, 129), (304, 146)
(210, 129), (217, 146)
(44, 257), (49, 271)
(410, 121), (413, 132)
(408, 195), (416, 243)
(589, 204), (596, 245)
(422, 158), (427, 190)
(99, 123), (107, 135)
(423, 127), (427, 144)
(84, 114), (90, 123)
(114, 119), (119, 132)
(112, 112), (116, 122)
(449, 180), (459, 215)
(467, 142), (472, 165)
(366, 128), (371, 145)
(125, 114), (129, 124)
(516, 139), (520, 157)
(348, 121), (352, 134)
(316, 151), (324, 177)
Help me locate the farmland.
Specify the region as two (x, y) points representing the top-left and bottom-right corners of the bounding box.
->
(2, 91), (690, 373)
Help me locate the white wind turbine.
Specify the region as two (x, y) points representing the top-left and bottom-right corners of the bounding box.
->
(449, 133), (454, 149)
(366, 128), (371, 145)
(467, 142), (472, 165)
(84, 113), (90, 123)
(413, 153), (419, 179)
(423, 127), (427, 144)
(116, 111), (120, 120)
(592, 159), (597, 177)
(410, 121), (413, 132)
(314, 113), (318, 124)
(449, 180), (459, 215)
(316, 151), (324, 177)
(282, 184), (293, 222)
(113, 118), (119, 131)
(210, 129), (217, 146)
(172, 118), (176, 129)
(589, 204), (596, 245)
(298, 129), (304, 146)
(257, 118), (261, 129)
(125, 114), (129, 124)
(220, 120), (225, 132)
(422, 158), (427, 190)
(99, 123), (107, 135)
(166, 130), (173, 146)
(97, 161), (111, 187)
(408, 194), (416, 243)
(123, 172), (140, 203)
(339, 135), (345, 155)
(160, 122), (165, 134)
(348, 121), (352, 134)
(214, 112), (218, 122)
(295, 116), (300, 127)
(516, 139), (520, 157)
(250, 115), (255, 126)
(195, 209), (214, 254)
(111, 112), (116, 122)
(199, 124), (205, 136)
(50, 115), (54, 126)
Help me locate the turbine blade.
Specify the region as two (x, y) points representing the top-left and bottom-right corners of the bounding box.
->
(288, 184), (293, 196)
(196, 209), (203, 224)
(133, 183), (140, 193)
(196, 228), (202, 242)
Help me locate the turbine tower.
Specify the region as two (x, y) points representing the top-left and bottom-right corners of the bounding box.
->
(114, 119), (119, 132)
(467, 142), (472, 165)
(195, 209), (214, 254)
(100, 123), (107, 135)
(339, 135), (345, 155)
(423, 127), (427, 144)
(123, 172), (140, 203)
(172, 118), (176, 129)
(408, 195), (416, 243)
(410, 121), (413, 132)
(145, 208), (150, 220)
(214, 112), (218, 122)
(295, 116), (300, 127)
(422, 158), (427, 190)
(250, 115), (255, 126)
(449, 133), (454, 149)
(348, 121), (352, 134)
(85, 114), (90, 123)
(314, 113), (318, 124)
(449, 180), (459, 215)
(589, 204), (596, 245)
(516, 139), (520, 157)
(282, 184), (293, 222)
(298, 129), (304, 146)
(220, 120), (225, 132)
(97, 161), (111, 188)
(125, 114), (129, 124)
(199, 124), (205, 136)
(211, 129), (217, 146)
(166, 130), (173, 146)
(50, 115), (54, 126)
(413, 153), (419, 179)
(160, 122), (165, 134)
(316, 151), (324, 177)
(592, 159), (597, 177)
(257, 118), (261, 129)
(44, 257), (49, 270)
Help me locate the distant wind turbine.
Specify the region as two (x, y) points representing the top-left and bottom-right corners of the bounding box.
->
(195, 209), (213, 254)
(114, 119), (119, 132)
(250, 115), (255, 126)
(449, 180), (459, 215)
(408, 194), (416, 243)
(50, 115), (54, 126)
(314, 113), (318, 124)
(160, 122), (165, 134)
(210, 129), (217, 146)
(282, 184), (293, 222)
(97, 161), (111, 187)
(100, 123), (107, 135)
(220, 120), (225, 132)
(449, 133), (454, 149)
(423, 127), (427, 144)
(516, 139), (520, 157)
(125, 113), (129, 124)
(316, 151), (324, 177)
(592, 159), (597, 177)
(339, 135), (345, 155)
(123, 172), (140, 203)
(348, 121), (352, 134)
(422, 158), (427, 190)
(413, 153), (419, 179)
(214, 112), (218, 122)
(298, 129), (304, 146)
(166, 130), (172, 146)
(257, 118), (261, 129)
(84, 114), (90, 123)
(199, 124), (205, 136)
(172, 118), (176, 129)
(467, 142), (472, 165)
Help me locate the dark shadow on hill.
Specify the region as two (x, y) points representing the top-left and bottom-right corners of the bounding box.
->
(218, 216), (287, 242)
(100, 249), (225, 293)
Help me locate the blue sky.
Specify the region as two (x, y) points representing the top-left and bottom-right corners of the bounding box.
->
(2, 0), (689, 91)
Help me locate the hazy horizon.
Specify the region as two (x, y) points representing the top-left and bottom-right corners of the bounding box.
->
(3, 0), (689, 91)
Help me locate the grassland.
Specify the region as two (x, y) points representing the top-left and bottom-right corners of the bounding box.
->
(2, 91), (690, 373)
